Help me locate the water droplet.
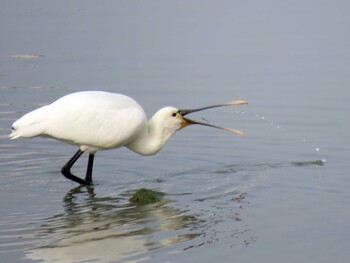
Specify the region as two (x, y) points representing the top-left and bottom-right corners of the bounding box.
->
(315, 147), (320, 152)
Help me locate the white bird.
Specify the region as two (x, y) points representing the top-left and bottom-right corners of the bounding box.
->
(9, 91), (247, 185)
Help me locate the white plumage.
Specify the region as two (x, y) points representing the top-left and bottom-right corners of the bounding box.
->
(10, 91), (247, 185)
(11, 92), (146, 152)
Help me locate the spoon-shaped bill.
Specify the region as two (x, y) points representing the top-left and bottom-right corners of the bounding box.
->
(182, 117), (245, 136)
(179, 100), (248, 136)
(178, 100), (248, 116)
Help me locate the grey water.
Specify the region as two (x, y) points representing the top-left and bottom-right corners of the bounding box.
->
(1, 1), (349, 262)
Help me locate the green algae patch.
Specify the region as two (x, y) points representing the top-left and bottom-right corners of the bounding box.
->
(129, 188), (165, 205)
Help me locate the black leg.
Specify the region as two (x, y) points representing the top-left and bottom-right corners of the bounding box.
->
(61, 149), (92, 185)
(85, 153), (94, 183)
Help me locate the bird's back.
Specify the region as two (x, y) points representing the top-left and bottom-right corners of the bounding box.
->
(10, 91), (147, 151)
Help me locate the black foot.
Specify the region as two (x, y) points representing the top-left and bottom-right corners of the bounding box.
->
(61, 149), (94, 185)
(61, 166), (92, 185)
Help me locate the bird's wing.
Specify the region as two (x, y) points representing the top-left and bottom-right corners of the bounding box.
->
(11, 92), (147, 150)
(45, 92), (147, 149)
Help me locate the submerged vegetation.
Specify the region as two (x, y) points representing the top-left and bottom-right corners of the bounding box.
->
(129, 188), (165, 205)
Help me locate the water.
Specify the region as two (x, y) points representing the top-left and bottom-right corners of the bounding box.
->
(1, 1), (350, 262)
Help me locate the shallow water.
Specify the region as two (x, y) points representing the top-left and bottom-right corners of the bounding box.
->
(1, 1), (350, 262)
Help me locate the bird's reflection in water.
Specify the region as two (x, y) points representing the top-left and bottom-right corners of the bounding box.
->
(25, 186), (199, 263)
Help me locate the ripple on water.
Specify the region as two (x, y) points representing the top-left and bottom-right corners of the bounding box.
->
(0, 163), (258, 263)
(0, 214), (43, 254)
(0, 104), (328, 262)
(19, 188), (201, 263)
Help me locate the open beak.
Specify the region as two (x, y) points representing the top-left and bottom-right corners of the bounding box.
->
(178, 100), (248, 136)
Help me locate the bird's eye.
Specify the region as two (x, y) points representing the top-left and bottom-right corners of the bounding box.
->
(172, 112), (177, 117)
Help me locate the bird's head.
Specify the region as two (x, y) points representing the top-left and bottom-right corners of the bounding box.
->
(152, 100), (248, 136)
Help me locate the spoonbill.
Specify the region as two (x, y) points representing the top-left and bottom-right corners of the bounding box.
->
(9, 91), (247, 185)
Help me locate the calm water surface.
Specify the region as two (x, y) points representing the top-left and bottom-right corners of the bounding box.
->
(1, 1), (350, 263)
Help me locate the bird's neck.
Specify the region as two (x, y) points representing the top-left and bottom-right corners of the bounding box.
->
(126, 118), (177, 156)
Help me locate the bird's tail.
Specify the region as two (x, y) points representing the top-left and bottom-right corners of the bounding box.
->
(9, 120), (44, 139)
(9, 107), (49, 139)
(9, 128), (20, 139)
